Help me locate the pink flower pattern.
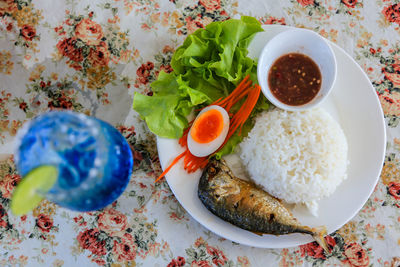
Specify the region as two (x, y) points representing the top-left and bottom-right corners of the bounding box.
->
(0, 0), (398, 266)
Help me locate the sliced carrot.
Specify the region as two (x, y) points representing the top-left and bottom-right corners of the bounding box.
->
(216, 84), (261, 150)
(155, 151), (186, 183)
(183, 151), (208, 173)
(179, 123), (192, 147)
(212, 76), (252, 110)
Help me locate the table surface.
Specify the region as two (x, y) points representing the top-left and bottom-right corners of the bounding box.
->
(0, 0), (399, 266)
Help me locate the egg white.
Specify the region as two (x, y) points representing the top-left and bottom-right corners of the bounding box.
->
(188, 105), (230, 157)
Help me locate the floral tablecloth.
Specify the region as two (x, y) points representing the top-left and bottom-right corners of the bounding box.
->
(0, 0), (399, 266)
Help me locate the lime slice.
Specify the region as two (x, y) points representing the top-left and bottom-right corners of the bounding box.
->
(11, 165), (58, 215)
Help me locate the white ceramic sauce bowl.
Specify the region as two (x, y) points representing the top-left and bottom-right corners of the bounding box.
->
(257, 28), (337, 111)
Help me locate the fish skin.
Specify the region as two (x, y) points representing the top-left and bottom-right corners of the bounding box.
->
(198, 158), (328, 250)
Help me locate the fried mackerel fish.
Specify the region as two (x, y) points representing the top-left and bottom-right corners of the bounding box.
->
(198, 158), (328, 251)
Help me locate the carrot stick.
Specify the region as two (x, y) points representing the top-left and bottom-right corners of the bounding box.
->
(155, 151), (186, 183)
(178, 124), (191, 147)
(212, 78), (252, 110)
(182, 150), (208, 173)
(212, 77), (250, 107)
(216, 84), (261, 150)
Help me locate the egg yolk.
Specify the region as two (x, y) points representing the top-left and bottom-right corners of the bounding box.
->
(191, 109), (224, 144)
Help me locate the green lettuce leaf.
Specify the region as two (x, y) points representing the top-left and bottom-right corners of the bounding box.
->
(133, 16), (268, 155)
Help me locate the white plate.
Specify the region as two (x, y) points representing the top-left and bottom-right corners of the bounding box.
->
(156, 25), (386, 248)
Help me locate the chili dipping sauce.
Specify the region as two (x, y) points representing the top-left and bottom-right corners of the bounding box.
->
(268, 53), (322, 106)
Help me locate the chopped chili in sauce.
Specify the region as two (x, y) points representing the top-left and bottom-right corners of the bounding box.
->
(268, 53), (322, 106)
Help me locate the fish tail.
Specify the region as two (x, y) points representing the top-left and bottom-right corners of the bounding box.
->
(311, 226), (329, 253)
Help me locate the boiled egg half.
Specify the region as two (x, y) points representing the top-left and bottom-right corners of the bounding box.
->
(187, 105), (230, 157)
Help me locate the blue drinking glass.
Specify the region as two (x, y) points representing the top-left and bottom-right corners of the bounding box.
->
(14, 111), (133, 211)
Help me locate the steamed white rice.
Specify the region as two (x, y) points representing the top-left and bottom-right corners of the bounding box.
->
(239, 108), (348, 215)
